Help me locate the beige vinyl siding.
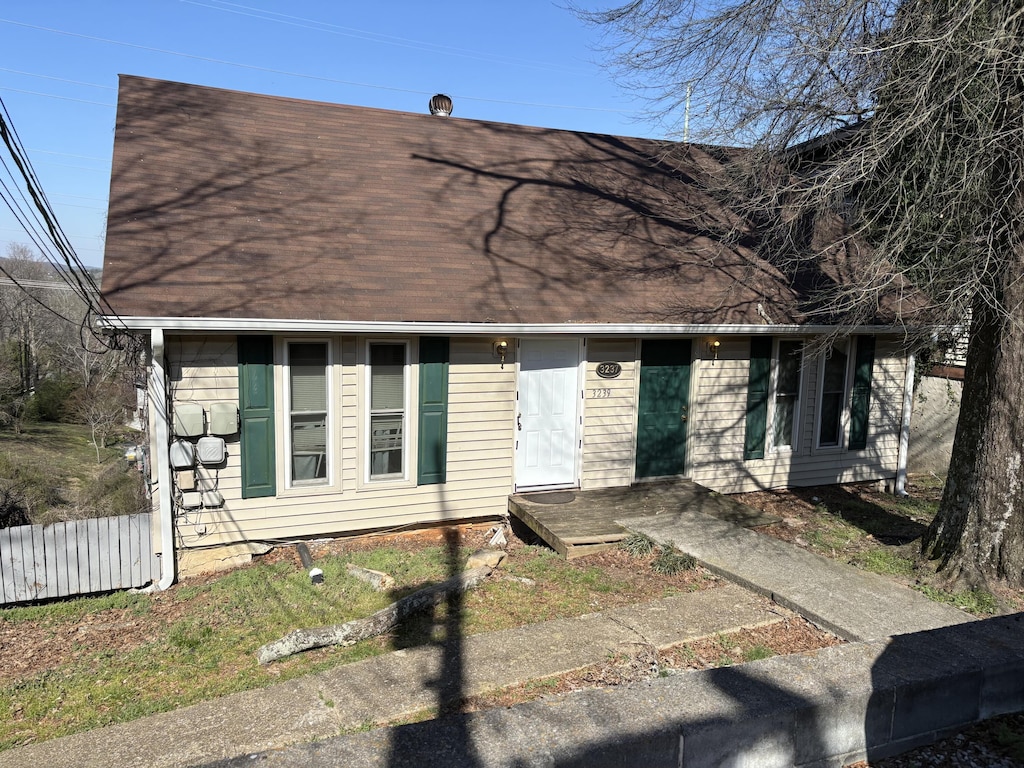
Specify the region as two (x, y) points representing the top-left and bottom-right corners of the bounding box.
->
(689, 337), (907, 493)
(164, 335), (514, 549)
(159, 332), (909, 547)
(160, 337), (241, 546)
(582, 339), (638, 488)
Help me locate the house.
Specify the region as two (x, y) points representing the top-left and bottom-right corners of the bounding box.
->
(909, 328), (966, 474)
(99, 76), (917, 586)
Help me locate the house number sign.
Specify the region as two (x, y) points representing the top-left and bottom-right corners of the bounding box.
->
(596, 362), (622, 379)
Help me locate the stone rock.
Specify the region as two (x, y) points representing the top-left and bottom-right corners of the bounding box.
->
(465, 548), (506, 570)
(177, 542), (273, 578)
(346, 564), (395, 591)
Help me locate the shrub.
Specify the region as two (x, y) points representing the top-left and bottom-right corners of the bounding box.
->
(0, 453), (63, 525)
(651, 548), (697, 575)
(26, 377), (80, 422)
(0, 482), (30, 528)
(81, 463), (148, 518)
(621, 532), (657, 557)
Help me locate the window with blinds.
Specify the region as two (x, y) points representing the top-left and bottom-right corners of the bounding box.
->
(817, 343), (849, 448)
(288, 342), (329, 484)
(771, 340), (803, 450)
(369, 342), (406, 479)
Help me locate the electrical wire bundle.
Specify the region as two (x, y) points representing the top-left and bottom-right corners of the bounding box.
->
(0, 94), (136, 357)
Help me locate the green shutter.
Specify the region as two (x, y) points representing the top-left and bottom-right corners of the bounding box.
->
(417, 337), (450, 485)
(848, 336), (875, 450)
(238, 336), (276, 498)
(744, 337), (772, 460)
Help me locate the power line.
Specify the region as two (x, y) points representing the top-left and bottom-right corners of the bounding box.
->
(27, 148), (109, 162)
(0, 86), (113, 108)
(0, 225), (103, 240)
(182, 0), (595, 76)
(24, 161), (107, 174)
(0, 67), (115, 91)
(0, 94), (125, 344)
(0, 17), (632, 116)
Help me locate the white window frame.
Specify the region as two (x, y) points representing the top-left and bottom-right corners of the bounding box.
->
(768, 338), (804, 453)
(814, 340), (852, 450)
(364, 339), (410, 483)
(283, 339), (333, 489)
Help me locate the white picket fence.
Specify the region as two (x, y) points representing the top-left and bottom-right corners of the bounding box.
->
(0, 513), (158, 604)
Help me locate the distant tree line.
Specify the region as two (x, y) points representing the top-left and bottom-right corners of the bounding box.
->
(0, 242), (135, 451)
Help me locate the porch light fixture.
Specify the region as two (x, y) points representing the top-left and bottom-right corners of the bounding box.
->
(707, 338), (721, 364)
(493, 339), (509, 369)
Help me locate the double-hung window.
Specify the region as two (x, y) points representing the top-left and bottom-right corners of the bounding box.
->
(368, 342), (407, 480)
(286, 341), (329, 485)
(817, 343), (849, 448)
(770, 340), (803, 451)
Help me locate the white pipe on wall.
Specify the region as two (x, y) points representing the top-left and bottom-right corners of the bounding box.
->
(150, 329), (176, 589)
(895, 353), (916, 497)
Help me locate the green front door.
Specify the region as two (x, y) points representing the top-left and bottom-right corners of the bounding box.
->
(635, 339), (692, 479)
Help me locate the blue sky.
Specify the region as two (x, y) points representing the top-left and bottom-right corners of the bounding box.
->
(0, 1), (661, 269)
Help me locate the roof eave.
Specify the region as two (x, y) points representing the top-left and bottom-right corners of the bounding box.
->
(96, 315), (910, 336)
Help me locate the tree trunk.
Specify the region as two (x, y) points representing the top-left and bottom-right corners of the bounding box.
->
(923, 7), (1024, 588)
(923, 257), (1024, 588)
(256, 565), (492, 664)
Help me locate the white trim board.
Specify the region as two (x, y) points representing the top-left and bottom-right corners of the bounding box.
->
(99, 315), (907, 336)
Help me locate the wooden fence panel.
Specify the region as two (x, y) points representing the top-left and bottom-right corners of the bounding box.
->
(0, 527), (13, 603)
(54, 523), (70, 596)
(87, 518), (104, 593)
(0, 514), (157, 605)
(12, 526), (35, 602)
(62, 524), (78, 593)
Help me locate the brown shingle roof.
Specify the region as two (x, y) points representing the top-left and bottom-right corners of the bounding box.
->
(100, 76), (812, 325)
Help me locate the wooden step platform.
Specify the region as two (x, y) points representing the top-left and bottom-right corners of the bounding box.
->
(508, 480), (779, 560)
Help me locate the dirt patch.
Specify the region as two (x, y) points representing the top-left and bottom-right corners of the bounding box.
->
(0, 581), (211, 684)
(463, 615), (841, 712)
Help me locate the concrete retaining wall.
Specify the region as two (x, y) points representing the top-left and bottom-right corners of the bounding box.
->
(239, 613), (1024, 768)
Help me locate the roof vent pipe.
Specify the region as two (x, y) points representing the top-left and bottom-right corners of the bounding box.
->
(429, 94), (453, 117)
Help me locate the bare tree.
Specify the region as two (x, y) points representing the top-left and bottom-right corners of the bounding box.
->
(578, 0), (1024, 588)
(73, 378), (129, 462)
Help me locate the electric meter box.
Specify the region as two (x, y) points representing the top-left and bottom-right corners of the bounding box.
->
(202, 490), (225, 508)
(209, 403), (238, 436)
(196, 436), (226, 465)
(176, 470), (196, 491)
(179, 491), (203, 510)
(173, 403), (205, 437)
(169, 440), (196, 469)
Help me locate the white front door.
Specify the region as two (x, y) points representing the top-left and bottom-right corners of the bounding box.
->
(515, 338), (581, 490)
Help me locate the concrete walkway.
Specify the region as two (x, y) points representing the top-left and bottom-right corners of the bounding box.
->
(618, 505), (972, 641)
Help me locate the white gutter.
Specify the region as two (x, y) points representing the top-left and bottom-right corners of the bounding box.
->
(99, 315), (904, 336)
(149, 329), (176, 590)
(895, 352), (916, 497)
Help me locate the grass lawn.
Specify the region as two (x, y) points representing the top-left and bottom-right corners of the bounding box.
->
(0, 530), (716, 750)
